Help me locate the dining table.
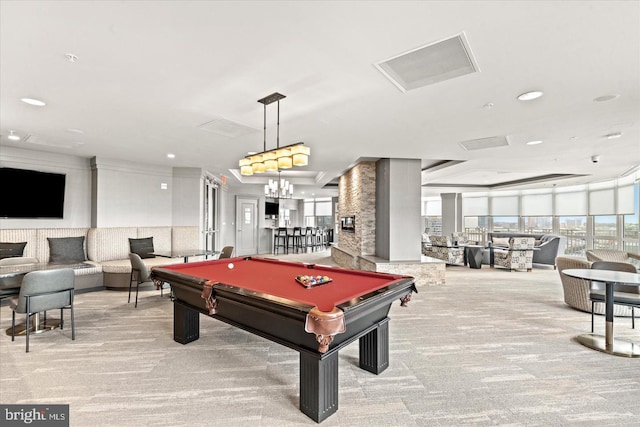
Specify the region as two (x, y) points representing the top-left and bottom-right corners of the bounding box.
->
(562, 268), (640, 358)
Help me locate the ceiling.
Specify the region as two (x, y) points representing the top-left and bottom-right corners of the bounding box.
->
(1, 1), (639, 199)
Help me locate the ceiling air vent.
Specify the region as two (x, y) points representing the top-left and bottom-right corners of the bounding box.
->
(375, 32), (479, 92)
(459, 136), (510, 151)
(198, 117), (256, 138)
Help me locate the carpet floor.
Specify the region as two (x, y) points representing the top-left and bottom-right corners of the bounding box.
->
(1, 251), (639, 426)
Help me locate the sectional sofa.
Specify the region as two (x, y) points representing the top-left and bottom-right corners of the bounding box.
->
(0, 226), (200, 291)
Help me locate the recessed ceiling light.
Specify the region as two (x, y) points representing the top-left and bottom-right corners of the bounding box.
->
(21, 97), (46, 106)
(526, 140), (543, 145)
(65, 53), (78, 63)
(8, 130), (20, 141)
(167, 153), (176, 159)
(517, 90), (543, 101)
(594, 94), (619, 102)
(605, 132), (623, 139)
(66, 128), (84, 134)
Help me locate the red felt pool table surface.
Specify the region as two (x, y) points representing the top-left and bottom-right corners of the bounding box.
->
(158, 256), (408, 312)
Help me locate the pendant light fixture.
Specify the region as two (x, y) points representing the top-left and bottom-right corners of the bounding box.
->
(239, 92), (310, 176)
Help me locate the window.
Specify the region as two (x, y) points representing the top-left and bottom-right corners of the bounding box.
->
(523, 216), (552, 234)
(558, 216), (587, 256)
(464, 216), (488, 244)
(593, 215), (618, 249)
(492, 216), (518, 233)
(304, 197), (333, 228)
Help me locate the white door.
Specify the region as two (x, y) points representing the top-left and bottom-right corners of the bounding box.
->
(235, 196), (259, 256)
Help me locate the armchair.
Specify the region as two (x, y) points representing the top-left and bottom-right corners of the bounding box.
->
(423, 235), (464, 265)
(493, 237), (535, 271)
(586, 249), (640, 264)
(556, 256), (635, 316)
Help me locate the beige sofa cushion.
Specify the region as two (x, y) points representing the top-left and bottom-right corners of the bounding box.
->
(171, 226), (200, 252)
(87, 227), (138, 262)
(0, 229), (38, 259)
(137, 227), (172, 253)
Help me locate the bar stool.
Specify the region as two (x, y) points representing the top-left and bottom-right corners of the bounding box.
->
(304, 227), (313, 252)
(288, 227), (304, 253)
(274, 228), (288, 254)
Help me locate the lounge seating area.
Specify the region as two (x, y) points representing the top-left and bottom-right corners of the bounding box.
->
(423, 232), (565, 271)
(0, 226), (202, 291)
(487, 232), (566, 268)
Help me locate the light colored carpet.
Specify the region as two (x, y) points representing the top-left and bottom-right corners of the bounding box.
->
(1, 251), (639, 426)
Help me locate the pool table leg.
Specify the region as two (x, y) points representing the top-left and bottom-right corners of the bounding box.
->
(359, 318), (390, 374)
(174, 301), (200, 344)
(299, 350), (339, 423)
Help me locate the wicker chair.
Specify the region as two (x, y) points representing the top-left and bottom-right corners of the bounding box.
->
(556, 256), (634, 316)
(586, 249), (640, 264)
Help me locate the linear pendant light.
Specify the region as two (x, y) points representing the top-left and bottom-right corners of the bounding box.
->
(239, 93), (310, 176)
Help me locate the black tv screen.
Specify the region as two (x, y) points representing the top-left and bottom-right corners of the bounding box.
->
(265, 201), (279, 216)
(0, 167), (66, 218)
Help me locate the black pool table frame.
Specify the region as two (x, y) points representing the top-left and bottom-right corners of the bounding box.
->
(151, 261), (416, 423)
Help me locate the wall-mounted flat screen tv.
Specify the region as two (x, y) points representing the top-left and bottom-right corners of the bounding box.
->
(0, 167), (66, 218)
(265, 201), (280, 216)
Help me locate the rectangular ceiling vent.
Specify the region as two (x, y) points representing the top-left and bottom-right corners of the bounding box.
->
(198, 117), (257, 138)
(375, 32), (479, 92)
(459, 135), (509, 151)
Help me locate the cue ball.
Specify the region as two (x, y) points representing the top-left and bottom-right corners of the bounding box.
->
(228, 263), (234, 269)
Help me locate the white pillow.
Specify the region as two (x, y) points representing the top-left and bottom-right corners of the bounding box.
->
(492, 237), (510, 247)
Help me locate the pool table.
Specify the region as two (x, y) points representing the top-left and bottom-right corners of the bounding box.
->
(150, 256), (417, 422)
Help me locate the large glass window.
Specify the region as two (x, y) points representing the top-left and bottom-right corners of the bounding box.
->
(523, 216), (552, 234)
(623, 184), (639, 258)
(492, 216), (518, 232)
(304, 197), (333, 228)
(558, 216), (587, 255)
(464, 216), (488, 244)
(593, 215), (618, 249)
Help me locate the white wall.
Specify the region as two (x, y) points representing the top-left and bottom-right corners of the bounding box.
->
(172, 167), (203, 227)
(90, 157), (173, 227)
(0, 147), (92, 228)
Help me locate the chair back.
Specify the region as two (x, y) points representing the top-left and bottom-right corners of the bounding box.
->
(591, 261), (639, 294)
(293, 227), (302, 237)
(510, 237), (535, 251)
(586, 249), (629, 263)
(429, 235), (453, 247)
(277, 228), (288, 237)
(219, 246), (234, 259)
(13, 268), (75, 313)
(129, 253), (150, 283)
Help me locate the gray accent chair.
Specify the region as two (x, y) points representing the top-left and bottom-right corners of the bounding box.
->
(218, 246), (234, 259)
(9, 268), (75, 352)
(590, 261), (639, 332)
(129, 252), (160, 308)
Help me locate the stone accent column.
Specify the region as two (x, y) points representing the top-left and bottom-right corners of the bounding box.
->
(337, 161), (376, 256)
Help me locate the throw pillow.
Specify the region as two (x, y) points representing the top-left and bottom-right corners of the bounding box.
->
(492, 237), (510, 247)
(129, 237), (155, 259)
(48, 236), (87, 263)
(0, 242), (27, 260)
(534, 239), (542, 247)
